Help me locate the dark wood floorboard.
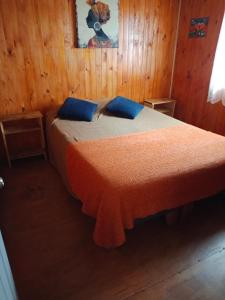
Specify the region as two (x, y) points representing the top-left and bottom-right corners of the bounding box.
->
(0, 159), (225, 300)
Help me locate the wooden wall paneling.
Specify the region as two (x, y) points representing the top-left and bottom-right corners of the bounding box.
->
(169, 0), (181, 97)
(117, 0), (131, 98)
(172, 0), (225, 135)
(127, 0), (135, 100)
(120, 0), (129, 98)
(51, 0), (70, 105)
(51, 10), (70, 104)
(33, 1), (50, 109)
(135, 2), (145, 103)
(144, 0), (157, 99)
(107, 49), (113, 98)
(0, 0), (28, 114)
(134, 0), (146, 103)
(63, 0), (79, 98)
(15, 0), (38, 111)
(140, 0), (152, 102)
(155, 0), (180, 98)
(112, 49), (117, 98)
(153, 1), (162, 97)
(63, 0), (80, 98)
(0, 0), (182, 162)
(32, 0), (51, 109)
(84, 49), (91, 99)
(182, 2), (208, 125)
(95, 49), (102, 99)
(77, 50), (85, 98)
(116, 0), (123, 97)
(101, 49), (107, 96)
(89, 50), (97, 99)
(37, 0), (68, 108)
(130, 0), (143, 102)
(145, 0), (155, 100)
(0, 9), (10, 116)
(0, 0), (180, 114)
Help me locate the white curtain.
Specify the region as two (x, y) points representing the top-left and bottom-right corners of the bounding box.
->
(208, 14), (225, 105)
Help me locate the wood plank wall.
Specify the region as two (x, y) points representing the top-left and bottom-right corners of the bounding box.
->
(172, 0), (225, 135)
(0, 0), (180, 116)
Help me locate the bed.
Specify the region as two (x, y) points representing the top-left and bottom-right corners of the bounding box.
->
(46, 103), (225, 248)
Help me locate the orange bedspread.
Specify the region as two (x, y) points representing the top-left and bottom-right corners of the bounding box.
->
(66, 125), (225, 248)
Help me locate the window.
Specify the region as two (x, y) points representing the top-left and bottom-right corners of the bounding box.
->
(208, 14), (225, 105)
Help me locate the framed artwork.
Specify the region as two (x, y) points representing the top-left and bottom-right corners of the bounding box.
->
(75, 0), (119, 48)
(189, 17), (209, 38)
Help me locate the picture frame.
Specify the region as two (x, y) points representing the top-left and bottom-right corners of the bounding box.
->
(75, 0), (119, 48)
(189, 17), (209, 38)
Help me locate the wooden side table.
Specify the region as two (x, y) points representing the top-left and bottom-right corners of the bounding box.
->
(0, 111), (47, 167)
(144, 98), (176, 117)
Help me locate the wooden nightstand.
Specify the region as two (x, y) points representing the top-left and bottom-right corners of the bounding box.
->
(144, 98), (176, 117)
(0, 111), (47, 167)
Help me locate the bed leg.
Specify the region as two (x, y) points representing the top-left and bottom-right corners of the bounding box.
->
(165, 208), (180, 225)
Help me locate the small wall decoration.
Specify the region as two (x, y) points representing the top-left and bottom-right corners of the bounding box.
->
(75, 0), (119, 48)
(189, 17), (209, 38)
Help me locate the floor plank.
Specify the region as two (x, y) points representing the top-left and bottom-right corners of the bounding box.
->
(0, 159), (225, 300)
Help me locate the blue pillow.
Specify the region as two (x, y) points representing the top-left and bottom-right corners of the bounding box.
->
(106, 96), (144, 119)
(58, 98), (98, 122)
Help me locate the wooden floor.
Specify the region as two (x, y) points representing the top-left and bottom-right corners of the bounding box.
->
(1, 159), (225, 300)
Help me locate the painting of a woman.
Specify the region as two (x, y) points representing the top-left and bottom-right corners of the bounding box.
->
(75, 0), (119, 48)
(86, 0), (112, 48)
